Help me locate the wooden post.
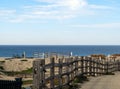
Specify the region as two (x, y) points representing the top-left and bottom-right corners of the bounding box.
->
(65, 58), (70, 85)
(109, 59), (112, 72)
(114, 60), (116, 72)
(96, 58), (99, 76)
(98, 57), (102, 75)
(91, 57), (94, 76)
(33, 59), (45, 89)
(86, 57), (89, 76)
(99, 59), (101, 75)
(89, 57), (92, 76)
(84, 57), (88, 75)
(118, 60), (120, 71)
(102, 59), (105, 75)
(58, 58), (63, 89)
(106, 61), (109, 74)
(92, 58), (95, 76)
(94, 59), (97, 76)
(81, 56), (84, 76)
(110, 59), (112, 72)
(70, 57), (74, 81)
(50, 57), (55, 89)
(75, 56), (78, 77)
(114, 60), (117, 72)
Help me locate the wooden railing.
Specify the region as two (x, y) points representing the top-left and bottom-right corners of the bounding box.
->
(33, 56), (120, 89)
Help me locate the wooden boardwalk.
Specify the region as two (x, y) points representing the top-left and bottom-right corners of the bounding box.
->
(80, 72), (120, 89)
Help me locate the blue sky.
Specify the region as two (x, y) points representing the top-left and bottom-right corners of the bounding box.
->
(0, 0), (120, 45)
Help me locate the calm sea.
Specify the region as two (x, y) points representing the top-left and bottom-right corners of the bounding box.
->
(0, 45), (120, 57)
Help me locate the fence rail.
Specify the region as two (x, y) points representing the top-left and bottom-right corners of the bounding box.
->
(33, 56), (120, 89)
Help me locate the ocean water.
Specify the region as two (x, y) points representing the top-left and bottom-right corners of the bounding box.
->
(0, 45), (120, 57)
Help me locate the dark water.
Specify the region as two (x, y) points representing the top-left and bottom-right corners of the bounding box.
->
(0, 45), (120, 57)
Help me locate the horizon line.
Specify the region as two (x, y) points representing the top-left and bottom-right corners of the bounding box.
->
(0, 44), (120, 46)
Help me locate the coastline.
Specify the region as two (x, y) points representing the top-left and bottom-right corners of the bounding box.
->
(0, 45), (120, 57)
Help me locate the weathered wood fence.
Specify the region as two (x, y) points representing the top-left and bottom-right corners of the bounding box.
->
(33, 56), (120, 89)
(0, 78), (22, 89)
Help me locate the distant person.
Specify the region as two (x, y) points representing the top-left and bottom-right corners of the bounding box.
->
(70, 52), (73, 56)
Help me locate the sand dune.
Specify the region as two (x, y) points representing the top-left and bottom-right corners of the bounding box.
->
(0, 58), (36, 72)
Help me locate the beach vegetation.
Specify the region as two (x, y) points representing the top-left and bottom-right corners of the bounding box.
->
(104, 72), (115, 75)
(22, 67), (33, 74)
(91, 54), (106, 59)
(4, 67), (33, 76)
(0, 61), (5, 63)
(0, 66), (4, 70)
(22, 80), (33, 85)
(73, 75), (89, 83)
(112, 54), (120, 56)
(21, 59), (28, 61)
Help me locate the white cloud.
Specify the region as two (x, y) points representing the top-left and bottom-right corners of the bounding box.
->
(71, 23), (120, 29)
(89, 5), (113, 9)
(0, 9), (15, 16)
(36, 0), (87, 10)
(57, 0), (87, 10)
(0, 0), (114, 23)
(9, 0), (88, 22)
(0, 9), (16, 21)
(9, 18), (24, 23)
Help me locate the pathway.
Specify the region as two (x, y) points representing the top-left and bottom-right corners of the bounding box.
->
(80, 72), (120, 89)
